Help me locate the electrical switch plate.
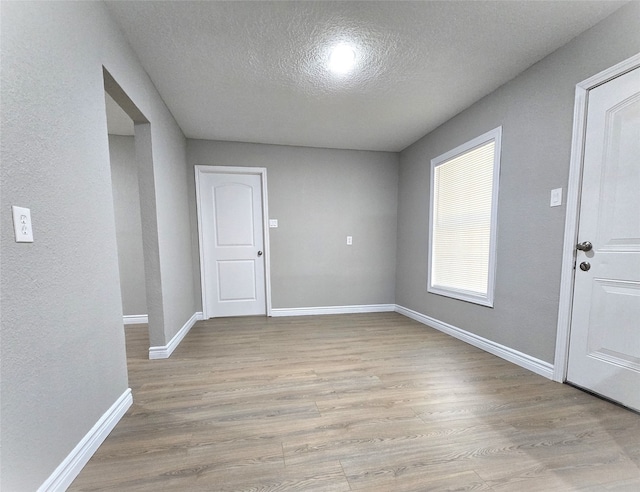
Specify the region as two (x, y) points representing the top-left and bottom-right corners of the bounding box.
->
(269, 219), (278, 228)
(346, 236), (353, 245)
(550, 188), (562, 207)
(12, 206), (34, 242)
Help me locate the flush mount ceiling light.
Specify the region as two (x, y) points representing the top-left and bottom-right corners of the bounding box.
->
(328, 43), (357, 75)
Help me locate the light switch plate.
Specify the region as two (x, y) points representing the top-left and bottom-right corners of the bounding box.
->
(269, 219), (278, 228)
(550, 188), (562, 207)
(12, 206), (34, 242)
(346, 236), (353, 245)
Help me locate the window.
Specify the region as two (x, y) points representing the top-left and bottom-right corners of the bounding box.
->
(428, 127), (501, 307)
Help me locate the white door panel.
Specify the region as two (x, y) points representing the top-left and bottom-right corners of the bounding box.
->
(197, 170), (267, 318)
(586, 280), (640, 370)
(217, 260), (257, 301)
(214, 184), (255, 246)
(567, 67), (640, 411)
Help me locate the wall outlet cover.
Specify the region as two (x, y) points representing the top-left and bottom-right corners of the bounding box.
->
(550, 188), (562, 207)
(12, 205), (34, 242)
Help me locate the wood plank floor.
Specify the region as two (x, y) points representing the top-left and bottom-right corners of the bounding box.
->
(69, 313), (640, 491)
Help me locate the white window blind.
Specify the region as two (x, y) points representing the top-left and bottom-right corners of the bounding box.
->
(428, 127), (501, 307)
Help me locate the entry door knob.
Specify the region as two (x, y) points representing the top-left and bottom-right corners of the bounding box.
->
(576, 241), (593, 252)
(257, 250), (263, 257)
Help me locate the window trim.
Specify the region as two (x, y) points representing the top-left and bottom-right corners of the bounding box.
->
(427, 126), (502, 307)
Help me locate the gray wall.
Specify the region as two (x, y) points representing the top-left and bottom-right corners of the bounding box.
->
(187, 141), (399, 309)
(146, 116), (197, 345)
(0, 2), (196, 490)
(396, 1), (640, 364)
(109, 135), (148, 316)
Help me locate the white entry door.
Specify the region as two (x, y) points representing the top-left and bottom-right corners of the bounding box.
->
(566, 66), (640, 411)
(196, 168), (268, 318)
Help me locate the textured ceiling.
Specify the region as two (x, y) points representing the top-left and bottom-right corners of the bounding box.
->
(105, 1), (626, 152)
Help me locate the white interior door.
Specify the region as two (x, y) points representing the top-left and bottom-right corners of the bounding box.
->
(197, 170), (267, 318)
(567, 67), (640, 411)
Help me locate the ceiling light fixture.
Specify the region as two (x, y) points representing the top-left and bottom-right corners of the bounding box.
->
(328, 43), (356, 75)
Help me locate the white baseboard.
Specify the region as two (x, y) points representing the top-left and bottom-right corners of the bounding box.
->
(271, 304), (396, 317)
(123, 314), (148, 325)
(395, 305), (554, 380)
(148, 311), (203, 359)
(38, 388), (132, 492)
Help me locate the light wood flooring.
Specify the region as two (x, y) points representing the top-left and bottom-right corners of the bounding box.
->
(70, 313), (640, 491)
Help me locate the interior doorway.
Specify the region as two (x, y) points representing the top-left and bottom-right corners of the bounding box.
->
(103, 68), (163, 359)
(105, 92), (149, 326)
(554, 54), (640, 412)
(195, 166), (272, 319)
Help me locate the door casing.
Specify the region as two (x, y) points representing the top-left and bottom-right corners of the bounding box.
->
(195, 165), (272, 319)
(553, 52), (640, 382)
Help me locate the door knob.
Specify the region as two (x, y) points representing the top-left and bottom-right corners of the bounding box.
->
(257, 250), (263, 257)
(576, 241), (593, 252)
(579, 261), (591, 271)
